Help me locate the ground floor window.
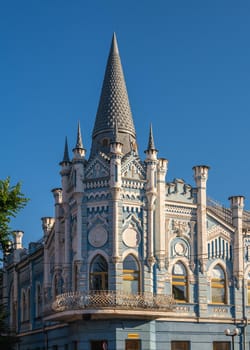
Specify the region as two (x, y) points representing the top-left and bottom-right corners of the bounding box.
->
(125, 339), (141, 350)
(213, 342), (230, 350)
(171, 341), (190, 350)
(90, 340), (108, 350)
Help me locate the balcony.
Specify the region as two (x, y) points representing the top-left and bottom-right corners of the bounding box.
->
(45, 290), (175, 322)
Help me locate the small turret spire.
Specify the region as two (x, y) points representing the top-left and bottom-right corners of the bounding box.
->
(147, 124), (156, 151)
(73, 122), (86, 158)
(76, 121), (84, 149)
(60, 137), (70, 165)
(145, 124), (158, 160)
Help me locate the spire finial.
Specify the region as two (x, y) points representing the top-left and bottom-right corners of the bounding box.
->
(73, 121), (86, 158)
(147, 123), (156, 151)
(75, 121), (84, 149)
(111, 32), (119, 55)
(60, 137), (70, 165)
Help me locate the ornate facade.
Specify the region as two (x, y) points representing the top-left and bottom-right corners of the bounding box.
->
(2, 34), (250, 350)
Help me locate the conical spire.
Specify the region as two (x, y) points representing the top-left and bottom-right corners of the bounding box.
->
(90, 33), (137, 157)
(75, 121), (84, 149)
(60, 137), (70, 165)
(73, 122), (86, 158)
(147, 124), (156, 151)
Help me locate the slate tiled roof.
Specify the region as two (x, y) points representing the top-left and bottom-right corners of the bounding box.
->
(92, 33), (136, 138)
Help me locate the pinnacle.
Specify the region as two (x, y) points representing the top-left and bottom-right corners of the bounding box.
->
(75, 121), (84, 149)
(60, 137), (70, 165)
(147, 124), (156, 151)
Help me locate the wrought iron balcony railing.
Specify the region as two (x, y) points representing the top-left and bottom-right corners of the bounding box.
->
(52, 290), (175, 313)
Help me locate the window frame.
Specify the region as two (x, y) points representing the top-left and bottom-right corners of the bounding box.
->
(211, 265), (227, 304)
(172, 262), (188, 303)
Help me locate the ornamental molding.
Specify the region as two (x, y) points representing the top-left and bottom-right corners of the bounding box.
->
(123, 227), (141, 248)
(122, 179), (146, 190)
(85, 179), (109, 189)
(121, 190), (142, 201)
(88, 225), (108, 248)
(123, 213), (142, 230)
(207, 225), (231, 240)
(171, 219), (191, 237)
(86, 191), (109, 200)
(85, 156), (110, 179)
(87, 213), (108, 229)
(165, 204), (196, 217)
(121, 154), (146, 179)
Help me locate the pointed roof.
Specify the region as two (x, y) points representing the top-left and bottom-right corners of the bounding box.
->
(60, 137), (70, 164)
(147, 124), (156, 151)
(74, 121), (84, 149)
(92, 33), (136, 139)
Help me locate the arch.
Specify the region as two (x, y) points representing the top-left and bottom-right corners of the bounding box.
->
(172, 261), (188, 302)
(210, 264), (226, 304)
(21, 289), (27, 322)
(89, 254), (108, 291)
(9, 284), (16, 328)
(122, 254), (140, 294)
(27, 288), (31, 321)
(36, 283), (42, 318)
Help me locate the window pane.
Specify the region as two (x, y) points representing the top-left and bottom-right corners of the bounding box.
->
(90, 255), (108, 291)
(125, 340), (141, 350)
(171, 341), (189, 350)
(172, 263), (188, 302)
(211, 265), (226, 304)
(123, 255), (139, 294)
(213, 342), (230, 350)
(124, 255), (138, 270)
(212, 287), (225, 304)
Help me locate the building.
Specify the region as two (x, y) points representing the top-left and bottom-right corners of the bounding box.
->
(2, 33), (250, 350)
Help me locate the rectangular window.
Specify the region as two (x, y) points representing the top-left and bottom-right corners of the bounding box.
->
(171, 341), (190, 350)
(125, 340), (141, 350)
(73, 341), (78, 350)
(213, 342), (230, 350)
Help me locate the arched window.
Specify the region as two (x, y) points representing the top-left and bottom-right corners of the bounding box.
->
(247, 273), (250, 305)
(21, 290), (26, 322)
(36, 284), (42, 317)
(10, 286), (16, 329)
(211, 265), (226, 304)
(172, 262), (188, 302)
(90, 255), (108, 291)
(74, 264), (78, 292)
(123, 255), (140, 294)
(27, 288), (30, 321)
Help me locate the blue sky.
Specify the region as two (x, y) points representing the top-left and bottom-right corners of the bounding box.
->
(0, 1), (249, 247)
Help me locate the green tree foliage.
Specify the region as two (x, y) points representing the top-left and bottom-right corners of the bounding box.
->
(0, 177), (29, 253)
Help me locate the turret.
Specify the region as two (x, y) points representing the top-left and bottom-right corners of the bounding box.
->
(155, 157), (168, 267)
(193, 165), (210, 272)
(229, 195), (245, 282)
(12, 230), (23, 250)
(72, 122), (85, 193)
(145, 124), (158, 268)
(73, 121), (86, 159)
(41, 217), (55, 238)
(110, 121), (123, 189)
(145, 124), (158, 192)
(60, 137), (71, 201)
